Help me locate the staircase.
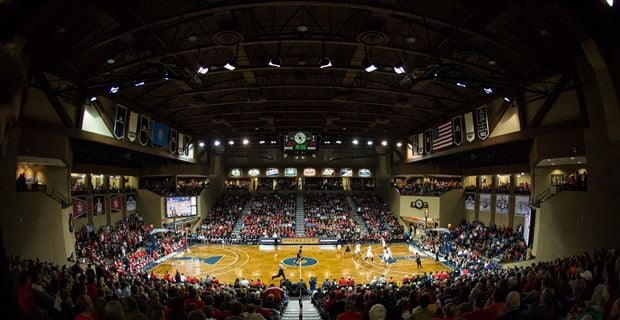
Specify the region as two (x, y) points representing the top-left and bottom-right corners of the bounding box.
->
(295, 192), (305, 237)
(281, 297), (321, 320)
(346, 195), (369, 236)
(232, 196), (254, 238)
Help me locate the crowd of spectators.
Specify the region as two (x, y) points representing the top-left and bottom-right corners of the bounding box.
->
(396, 179), (462, 196)
(418, 221), (528, 266)
(225, 184), (249, 191)
(304, 179), (344, 191)
(140, 177), (207, 197)
(238, 193), (297, 242)
(256, 179), (274, 191)
(194, 194), (250, 243)
(303, 193), (360, 240)
(352, 194), (405, 242)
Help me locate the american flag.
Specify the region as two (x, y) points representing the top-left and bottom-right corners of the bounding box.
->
(432, 121), (453, 151)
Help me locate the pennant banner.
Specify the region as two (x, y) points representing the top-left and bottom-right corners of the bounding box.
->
(126, 194), (137, 212)
(111, 194), (122, 213)
(496, 194), (509, 214)
(113, 105), (127, 139)
(93, 195), (105, 216)
(423, 129), (432, 154)
(72, 197), (87, 219)
(432, 121), (453, 151)
(169, 129), (178, 154)
(465, 193), (475, 210)
(453, 116), (463, 146)
(515, 195), (530, 216)
(412, 135), (419, 156)
(464, 112), (475, 142)
(128, 112), (138, 142)
(183, 135), (191, 156)
(151, 121), (169, 147)
(476, 105), (490, 140)
(177, 133), (184, 154)
(139, 115), (150, 146)
(479, 193), (491, 212)
(417, 133), (424, 155)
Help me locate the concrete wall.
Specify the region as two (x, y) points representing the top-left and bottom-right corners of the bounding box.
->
(399, 195), (441, 222)
(137, 190), (164, 227)
(439, 189), (465, 227)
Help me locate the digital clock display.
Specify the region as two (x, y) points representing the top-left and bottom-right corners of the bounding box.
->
(282, 131), (318, 153)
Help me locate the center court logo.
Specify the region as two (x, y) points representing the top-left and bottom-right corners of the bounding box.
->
(282, 257), (318, 267)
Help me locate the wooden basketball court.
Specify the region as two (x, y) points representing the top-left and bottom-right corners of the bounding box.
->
(150, 243), (450, 285)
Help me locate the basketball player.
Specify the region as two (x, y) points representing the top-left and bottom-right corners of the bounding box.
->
(363, 245), (374, 262)
(416, 252), (423, 269)
(293, 245), (303, 265)
(271, 262), (286, 280)
(344, 243), (351, 255)
(380, 236), (386, 249)
(353, 243), (361, 257)
(384, 246), (392, 264)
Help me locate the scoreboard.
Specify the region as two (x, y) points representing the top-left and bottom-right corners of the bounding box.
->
(282, 131), (318, 153)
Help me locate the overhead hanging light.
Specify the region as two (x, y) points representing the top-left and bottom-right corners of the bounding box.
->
(363, 60), (378, 72)
(393, 63), (406, 74)
(224, 58), (237, 71)
(109, 85), (120, 94)
(268, 57), (281, 67)
(319, 57), (332, 69)
(456, 82), (467, 88)
(483, 87), (493, 94)
(197, 65), (209, 74)
(134, 80), (145, 87)
(89, 96), (97, 102)
(213, 140), (221, 146)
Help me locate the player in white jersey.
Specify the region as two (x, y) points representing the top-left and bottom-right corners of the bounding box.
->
(384, 246), (392, 264)
(380, 236), (386, 249)
(363, 245), (374, 262)
(353, 243), (361, 257)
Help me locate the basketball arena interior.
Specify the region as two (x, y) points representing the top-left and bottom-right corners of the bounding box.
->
(2, 1), (620, 319)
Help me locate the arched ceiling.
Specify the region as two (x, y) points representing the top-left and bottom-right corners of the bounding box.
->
(19, 0), (599, 141)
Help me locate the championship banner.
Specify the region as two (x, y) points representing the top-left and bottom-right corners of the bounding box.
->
(126, 194), (137, 212)
(93, 195), (106, 216)
(178, 133), (184, 154)
(139, 115), (150, 146)
(110, 195), (122, 213)
(417, 133), (424, 155)
(479, 193), (491, 212)
(182, 135), (191, 156)
(412, 134), (419, 156)
(423, 129), (432, 154)
(496, 194), (509, 214)
(515, 195), (530, 216)
(453, 116), (463, 146)
(476, 105), (490, 140)
(151, 121), (169, 147)
(113, 105), (127, 139)
(465, 193), (475, 210)
(128, 111), (138, 142)
(464, 112), (475, 142)
(169, 129), (178, 154)
(432, 121), (452, 151)
(406, 143), (414, 160)
(72, 197), (87, 219)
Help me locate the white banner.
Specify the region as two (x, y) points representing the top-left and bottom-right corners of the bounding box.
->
(496, 194), (509, 214)
(465, 193), (475, 210)
(479, 193), (491, 212)
(515, 195), (530, 216)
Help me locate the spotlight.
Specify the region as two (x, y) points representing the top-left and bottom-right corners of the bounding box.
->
(367, 140), (373, 146)
(319, 57), (332, 69)
(324, 140), (331, 144)
(504, 97), (511, 102)
(228, 140), (234, 145)
(259, 140), (266, 144)
(268, 57), (281, 67)
(163, 72), (169, 80)
(393, 63), (406, 74)
(606, 0), (613, 6)
(352, 139), (359, 145)
(483, 87), (493, 94)
(106, 58), (115, 64)
(198, 141), (205, 147)
(134, 81), (145, 87)
(396, 142), (402, 147)
(89, 96), (97, 102)
(362, 60), (378, 72)
(109, 86), (120, 94)
(213, 140), (221, 146)
(224, 58), (237, 71)
(520, 172), (525, 176)
(197, 65), (209, 74)
(335, 140), (342, 144)
(456, 82), (467, 88)
(381, 140), (387, 146)
(271, 140), (277, 144)
(242, 138), (249, 145)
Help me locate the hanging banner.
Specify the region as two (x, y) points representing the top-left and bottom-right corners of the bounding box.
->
(412, 134), (419, 156)
(476, 106), (490, 140)
(183, 135), (191, 156)
(453, 115), (463, 146)
(479, 193), (491, 212)
(423, 129), (433, 154)
(113, 105), (127, 139)
(169, 129), (178, 153)
(72, 197), (87, 219)
(93, 195), (106, 216)
(111, 194), (122, 213)
(126, 194), (137, 212)
(139, 115), (150, 146)
(151, 121), (169, 147)
(417, 133), (424, 155)
(432, 121), (453, 151)
(128, 112), (138, 142)
(515, 195), (530, 216)
(496, 194), (509, 214)
(178, 133), (184, 154)
(465, 193), (475, 210)
(464, 112), (475, 142)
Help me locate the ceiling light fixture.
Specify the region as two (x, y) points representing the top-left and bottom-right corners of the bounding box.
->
(228, 140), (234, 145)
(259, 140), (265, 144)
(297, 25), (309, 32)
(606, 0), (614, 6)
(393, 63), (406, 74)
(456, 82), (467, 88)
(188, 35), (198, 42)
(352, 139), (359, 145)
(89, 96), (97, 102)
(504, 97), (511, 102)
(268, 57), (281, 67)
(319, 57), (332, 69)
(198, 141), (205, 147)
(163, 72), (169, 80)
(197, 65), (209, 74)
(483, 87), (493, 94)
(109, 86), (120, 94)
(242, 138), (249, 145)
(213, 140), (221, 146)
(362, 60), (378, 72)
(106, 58), (115, 64)
(134, 80), (145, 87)
(367, 140), (374, 145)
(396, 142), (402, 147)
(381, 140), (387, 146)
(224, 58), (237, 70)
(405, 36), (416, 43)
(335, 140), (342, 144)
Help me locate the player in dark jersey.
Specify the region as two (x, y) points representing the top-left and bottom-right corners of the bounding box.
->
(293, 245), (303, 265)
